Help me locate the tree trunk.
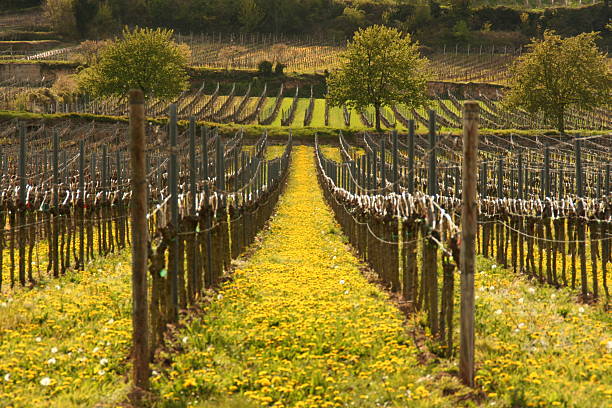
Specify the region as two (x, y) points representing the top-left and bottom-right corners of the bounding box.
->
(375, 104), (381, 131)
(557, 107), (565, 134)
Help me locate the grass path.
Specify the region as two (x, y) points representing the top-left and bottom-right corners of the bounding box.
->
(152, 146), (464, 407)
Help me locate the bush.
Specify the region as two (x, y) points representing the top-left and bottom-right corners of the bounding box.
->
(258, 60), (273, 76)
(274, 62), (286, 76)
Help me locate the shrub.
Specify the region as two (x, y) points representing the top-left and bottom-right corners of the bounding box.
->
(257, 60), (273, 76)
(274, 62), (286, 76)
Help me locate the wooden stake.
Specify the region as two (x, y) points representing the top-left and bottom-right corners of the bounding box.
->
(128, 89), (150, 402)
(460, 101), (479, 387)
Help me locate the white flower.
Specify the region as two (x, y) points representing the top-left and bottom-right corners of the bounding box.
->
(93, 347), (100, 353)
(606, 341), (612, 352)
(99, 358), (108, 366)
(518, 298), (524, 304)
(35, 337), (42, 342)
(152, 370), (159, 376)
(491, 264), (497, 269)
(494, 309), (502, 315)
(0, 302), (7, 308)
(518, 323), (525, 329)
(107, 318), (114, 324)
(339, 279), (345, 285)
(46, 358), (56, 365)
(578, 307), (585, 313)
(182, 336), (188, 344)
(344, 290), (350, 295)
(550, 294), (556, 300)
(50, 347), (58, 353)
(489, 286), (495, 291)
(40, 377), (51, 386)
(217, 294), (224, 300)
(97, 370), (105, 376)
(4, 374), (10, 381)
(528, 287), (536, 294)
(55, 285), (61, 290)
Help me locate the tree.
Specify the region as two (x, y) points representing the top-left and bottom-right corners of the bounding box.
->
(238, 0), (264, 32)
(505, 31), (610, 133)
(44, 0), (78, 38)
(78, 27), (189, 100)
(327, 25), (430, 131)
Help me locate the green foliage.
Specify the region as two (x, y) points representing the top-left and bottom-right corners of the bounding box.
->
(505, 31), (611, 133)
(274, 62), (286, 75)
(77, 27), (189, 100)
(238, 0), (264, 32)
(257, 60), (273, 76)
(452, 20), (470, 41)
(44, 0), (78, 38)
(327, 25), (430, 130)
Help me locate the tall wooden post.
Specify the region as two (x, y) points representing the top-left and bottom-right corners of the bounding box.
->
(460, 101), (479, 387)
(428, 110), (437, 196)
(128, 89), (150, 400)
(392, 130), (398, 193)
(575, 137), (582, 197)
(380, 138), (386, 190)
(518, 153), (523, 199)
(79, 140), (85, 270)
(202, 126), (213, 288)
(18, 124), (26, 286)
(497, 157), (503, 198)
(544, 147), (550, 198)
(606, 164), (610, 196)
(52, 131), (60, 278)
(407, 120), (415, 194)
(168, 103), (179, 321)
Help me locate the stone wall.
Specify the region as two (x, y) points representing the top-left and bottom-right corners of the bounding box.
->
(0, 62), (78, 83)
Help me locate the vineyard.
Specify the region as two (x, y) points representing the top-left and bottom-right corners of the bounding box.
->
(0, 13), (611, 407)
(3, 86), (611, 131)
(0, 99), (609, 406)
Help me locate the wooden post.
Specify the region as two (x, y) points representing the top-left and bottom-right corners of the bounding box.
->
(380, 138), (387, 190)
(18, 124), (26, 286)
(216, 136), (225, 191)
(518, 153), (523, 199)
(392, 130), (398, 193)
(169, 103), (179, 321)
(497, 157), (503, 198)
(460, 101), (479, 387)
(606, 164), (610, 196)
(575, 137), (582, 197)
(188, 117), (198, 300)
(52, 131), (59, 278)
(128, 89), (150, 400)
(481, 162), (488, 198)
(202, 126), (213, 288)
(544, 147), (550, 198)
(79, 140), (85, 270)
(407, 120), (415, 194)
(428, 110), (437, 196)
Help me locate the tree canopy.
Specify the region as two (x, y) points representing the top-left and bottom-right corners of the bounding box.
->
(327, 25), (430, 131)
(505, 30), (610, 133)
(78, 27), (189, 100)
